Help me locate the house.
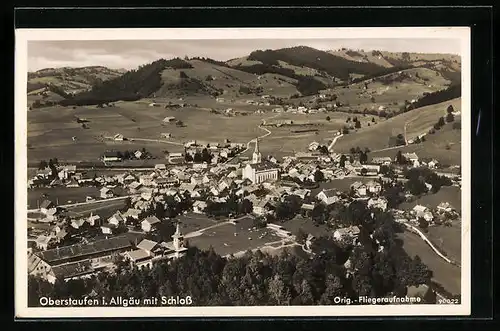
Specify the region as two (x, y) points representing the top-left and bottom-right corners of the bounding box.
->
(100, 187), (114, 199)
(161, 133), (172, 139)
(253, 199), (270, 216)
(35, 235), (53, 251)
(155, 164), (167, 171)
(428, 159), (439, 169)
(316, 189), (339, 205)
(123, 208), (141, 221)
(128, 181), (142, 193)
(124, 249), (153, 269)
(107, 212), (124, 226)
(40, 200), (55, 215)
(371, 156), (392, 166)
(193, 200), (207, 214)
(366, 180), (382, 194)
(437, 202), (454, 213)
(113, 134), (124, 141)
(136, 239), (159, 256)
(308, 141), (320, 151)
(141, 216), (161, 232)
(293, 189), (311, 200)
(163, 116), (176, 123)
(367, 197), (388, 211)
(134, 150), (143, 159)
(403, 152), (419, 166)
(71, 218), (87, 229)
(103, 151), (122, 162)
(301, 203), (315, 217)
(350, 182), (367, 196)
(100, 223), (116, 234)
(333, 226), (360, 242)
(87, 214), (101, 226)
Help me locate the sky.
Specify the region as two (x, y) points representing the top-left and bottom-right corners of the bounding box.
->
(27, 38), (461, 72)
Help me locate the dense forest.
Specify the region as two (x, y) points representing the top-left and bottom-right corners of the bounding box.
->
(246, 47), (386, 81)
(409, 84), (461, 110)
(28, 203), (436, 307)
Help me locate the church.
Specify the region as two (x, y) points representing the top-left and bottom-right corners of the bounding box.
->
(241, 138), (280, 184)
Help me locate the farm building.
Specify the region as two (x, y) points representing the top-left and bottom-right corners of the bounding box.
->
(160, 133), (172, 138)
(113, 134), (124, 141)
(103, 151), (122, 162)
(100, 187), (114, 199)
(163, 117), (176, 123)
(141, 216), (161, 233)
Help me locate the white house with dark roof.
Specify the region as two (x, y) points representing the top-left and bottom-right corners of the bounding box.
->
(193, 200), (207, 214)
(100, 187), (114, 199)
(316, 189), (339, 205)
(351, 182), (367, 196)
(366, 180), (382, 194)
(141, 216), (161, 232)
(40, 200), (56, 215)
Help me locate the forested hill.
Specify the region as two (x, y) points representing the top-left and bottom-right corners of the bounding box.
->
(240, 46), (387, 81)
(59, 58), (193, 106)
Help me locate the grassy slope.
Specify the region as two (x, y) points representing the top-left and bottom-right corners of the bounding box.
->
(324, 67), (453, 112)
(156, 59), (299, 98)
(333, 97), (461, 153)
(27, 66), (124, 95)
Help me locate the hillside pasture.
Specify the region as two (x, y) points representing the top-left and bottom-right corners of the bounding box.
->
(332, 98), (461, 154)
(326, 67), (453, 114)
(369, 125), (461, 165)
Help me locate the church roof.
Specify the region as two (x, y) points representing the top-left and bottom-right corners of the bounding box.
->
(248, 160), (280, 171)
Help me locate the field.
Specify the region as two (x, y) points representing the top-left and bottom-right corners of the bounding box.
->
(426, 223), (462, 264)
(369, 126), (461, 166)
(399, 231), (461, 295)
(65, 199), (126, 219)
(183, 215), (282, 256)
(333, 98), (461, 154)
(27, 186), (128, 209)
(28, 99), (366, 162)
(325, 67), (453, 113)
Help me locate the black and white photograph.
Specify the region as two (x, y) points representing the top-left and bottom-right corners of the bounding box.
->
(15, 27), (471, 317)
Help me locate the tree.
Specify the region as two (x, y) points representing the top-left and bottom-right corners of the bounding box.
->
(38, 160), (48, 170)
(350, 147), (356, 154)
(396, 150), (406, 165)
(437, 116), (445, 127)
(371, 96), (376, 103)
(446, 105), (454, 114)
(371, 117), (375, 123)
(326, 116), (331, 121)
(314, 169), (325, 182)
(418, 218), (429, 231)
(295, 228), (308, 244)
(355, 121), (361, 129)
(446, 113), (455, 123)
(339, 155), (347, 168)
(359, 152), (368, 164)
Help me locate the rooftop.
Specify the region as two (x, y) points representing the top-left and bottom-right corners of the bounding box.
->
(37, 235), (132, 264)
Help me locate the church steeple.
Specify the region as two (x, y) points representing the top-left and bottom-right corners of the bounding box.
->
(172, 222), (184, 251)
(252, 138), (262, 164)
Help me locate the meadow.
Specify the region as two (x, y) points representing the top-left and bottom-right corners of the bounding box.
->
(399, 231), (461, 295)
(333, 98), (461, 155)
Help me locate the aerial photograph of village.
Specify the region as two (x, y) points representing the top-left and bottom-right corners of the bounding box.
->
(23, 36), (464, 309)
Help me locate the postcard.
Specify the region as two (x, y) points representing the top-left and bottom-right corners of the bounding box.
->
(15, 27), (470, 318)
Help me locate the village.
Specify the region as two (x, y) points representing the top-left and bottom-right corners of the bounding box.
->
(27, 134), (461, 286)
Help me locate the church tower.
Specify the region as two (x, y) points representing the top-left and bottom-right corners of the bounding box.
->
(252, 138), (262, 164)
(171, 222), (184, 257)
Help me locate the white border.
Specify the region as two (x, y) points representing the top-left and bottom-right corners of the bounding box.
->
(15, 27), (471, 318)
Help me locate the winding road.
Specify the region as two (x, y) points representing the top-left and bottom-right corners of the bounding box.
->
(328, 134), (344, 152)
